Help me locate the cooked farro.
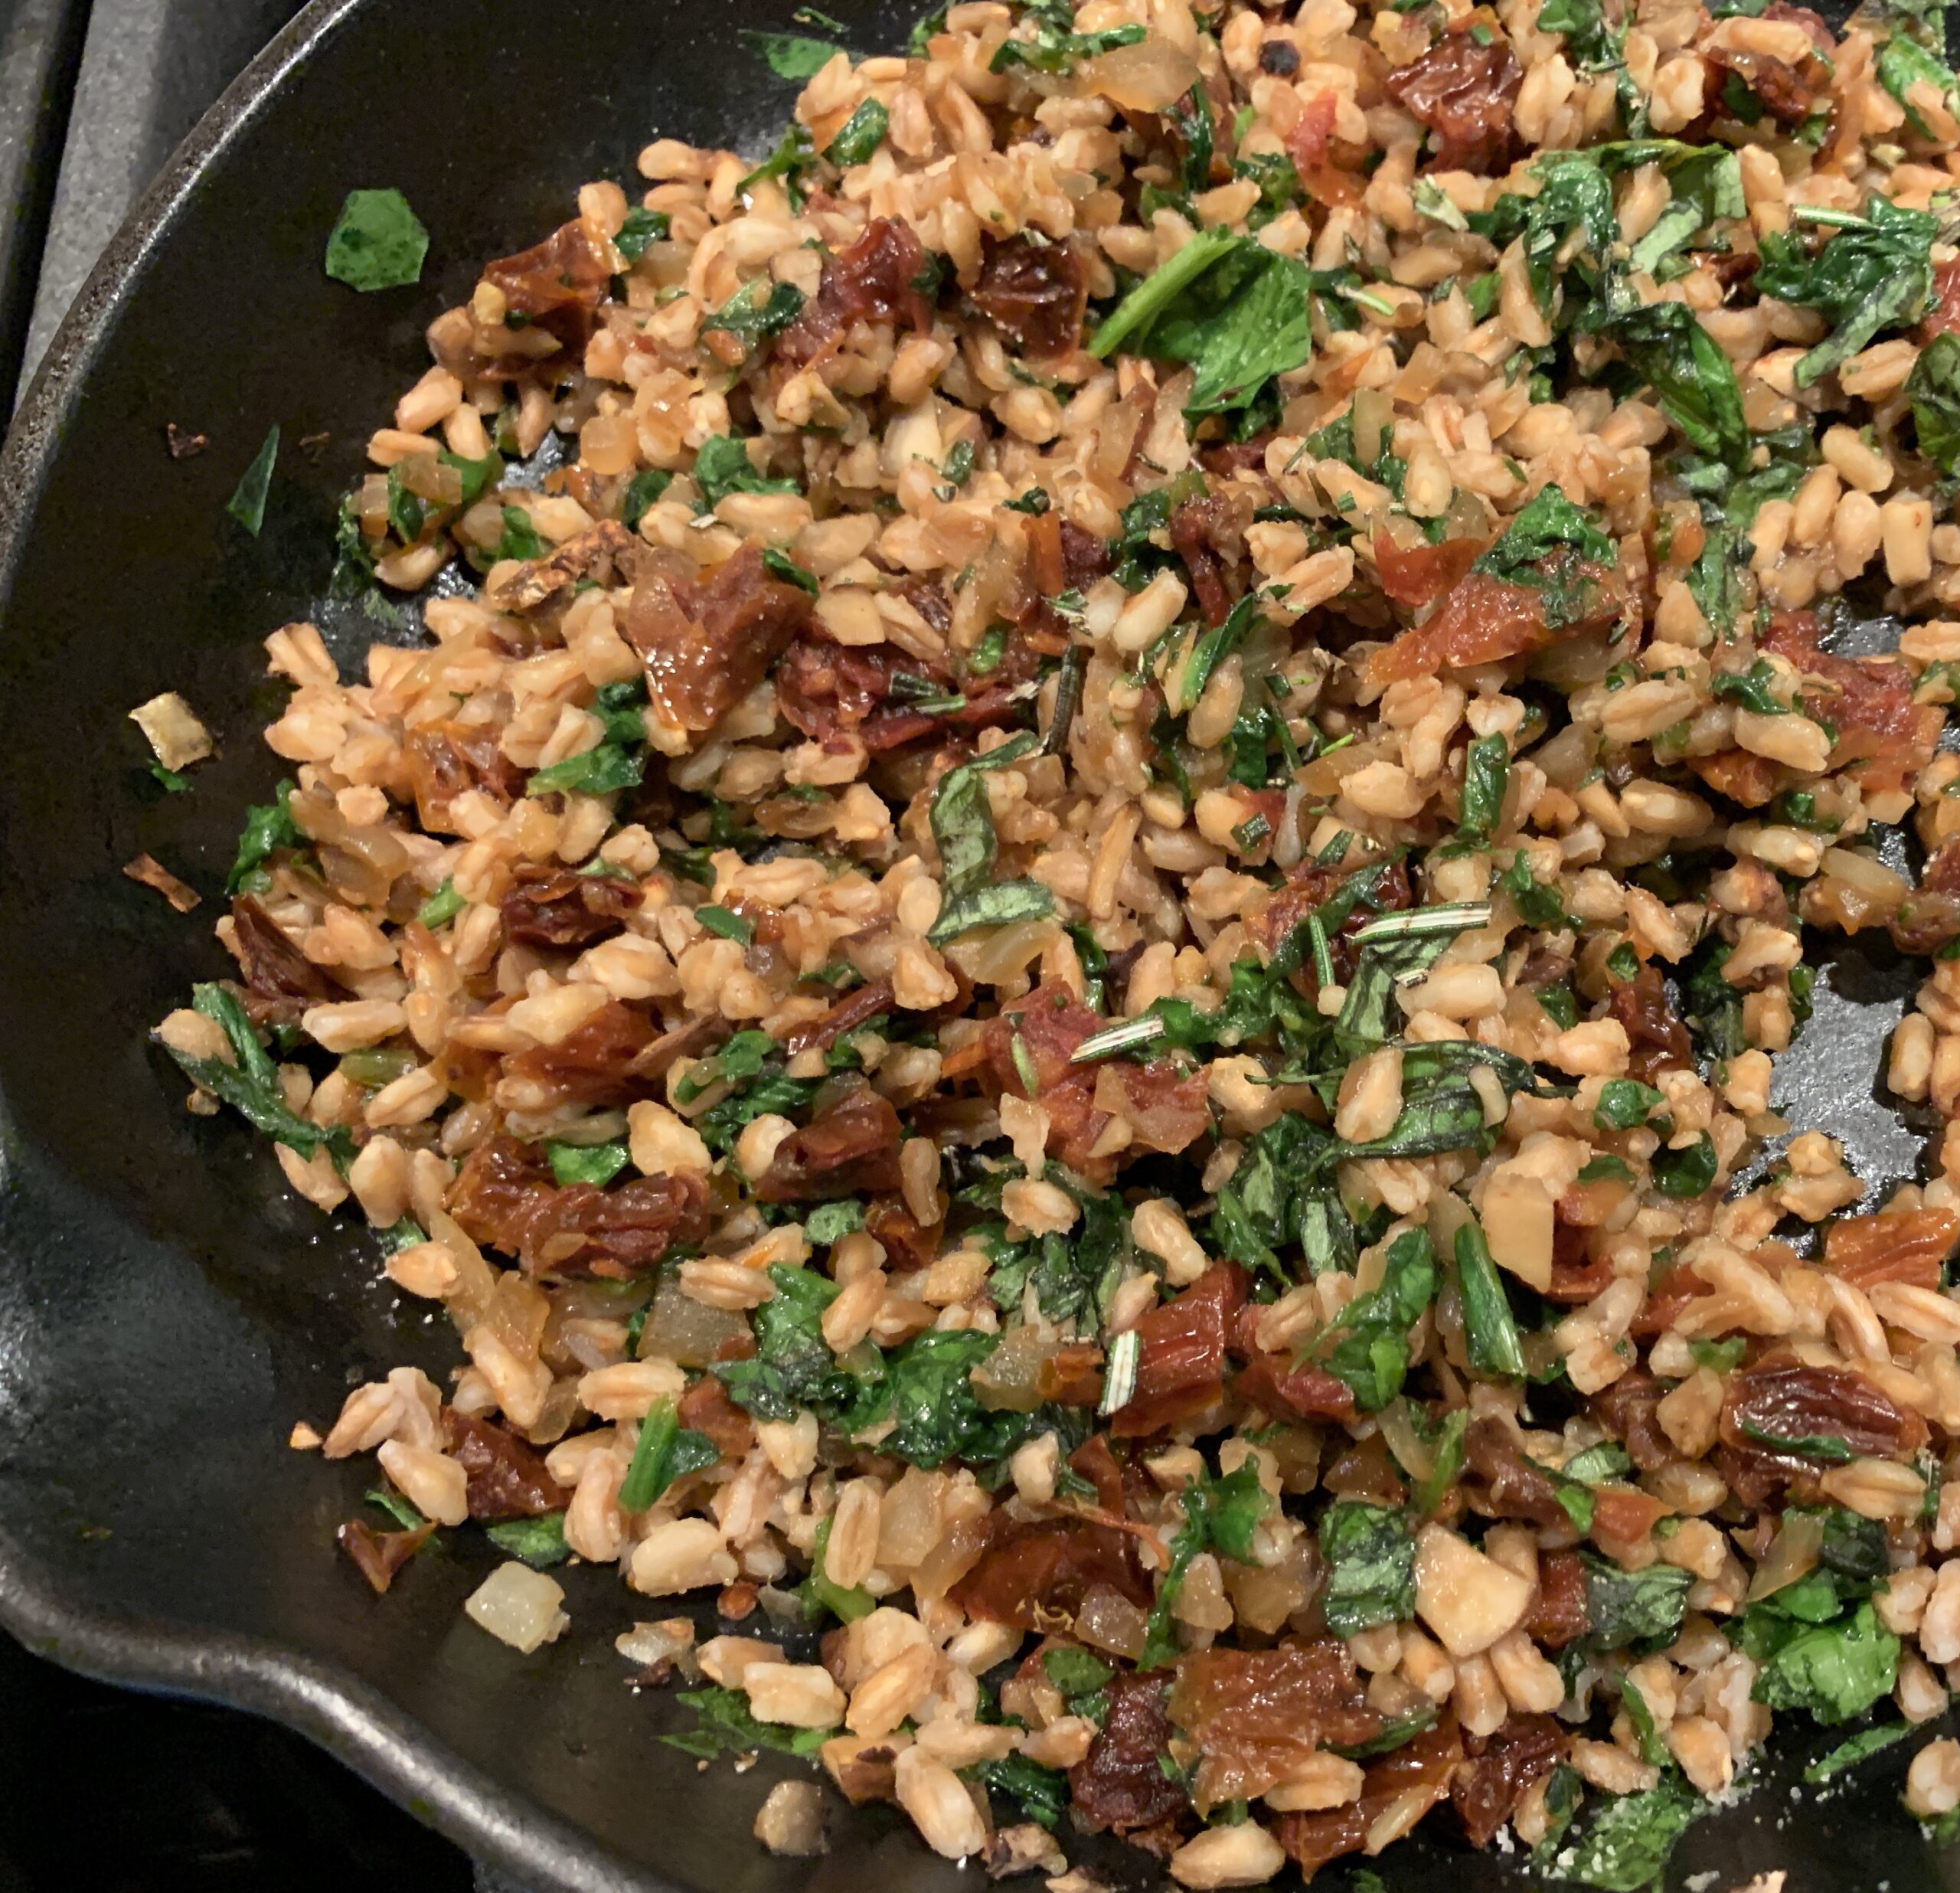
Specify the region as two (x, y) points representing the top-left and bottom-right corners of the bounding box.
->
(153, 0), (1960, 1877)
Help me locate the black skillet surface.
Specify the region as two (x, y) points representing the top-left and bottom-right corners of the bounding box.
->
(0, 0), (1956, 1886)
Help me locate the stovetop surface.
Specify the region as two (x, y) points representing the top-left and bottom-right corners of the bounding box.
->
(0, 5), (474, 1884)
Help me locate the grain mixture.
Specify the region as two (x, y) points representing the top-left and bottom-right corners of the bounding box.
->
(152, 0), (1960, 1879)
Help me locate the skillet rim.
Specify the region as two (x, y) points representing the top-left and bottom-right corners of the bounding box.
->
(0, 1), (665, 1885)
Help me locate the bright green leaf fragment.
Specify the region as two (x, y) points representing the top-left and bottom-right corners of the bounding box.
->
(964, 1754), (1069, 1829)
(663, 1685), (835, 1758)
(1805, 1720), (1913, 1781)
(613, 207), (671, 263)
(1455, 1221), (1525, 1378)
(418, 878), (465, 928)
(1308, 1228), (1439, 1412)
(1089, 226), (1315, 417)
(619, 1399), (721, 1514)
(740, 28), (846, 77)
(1877, 30), (1960, 137)
(527, 743), (642, 797)
(485, 1512), (571, 1568)
(696, 904), (755, 947)
(800, 1513), (875, 1623)
(1550, 1770), (1704, 1891)
(1141, 1460), (1275, 1668)
(227, 780), (303, 893)
(1754, 195), (1938, 388)
(1583, 1551), (1692, 1649)
(546, 1140), (630, 1188)
(826, 97), (890, 166)
(1908, 329), (1960, 476)
(1753, 1600), (1900, 1724)
(324, 188), (430, 291)
(159, 982), (355, 1169)
(701, 279), (808, 356)
(692, 433), (802, 510)
(227, 425), (279, 537)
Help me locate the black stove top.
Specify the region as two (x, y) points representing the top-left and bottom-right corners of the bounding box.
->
(0, 5), (474, 1884)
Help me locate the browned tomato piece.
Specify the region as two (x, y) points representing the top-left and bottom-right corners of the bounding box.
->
(1069, 1672), (1191, 1833)
(1761, 612), (1943, 800)
(1528, 1549), (1589, 1647)
(1374, 531), (1482, 609)
(1364, 574), (1549, 688)
(1110, 1264), (1246, 1437)
(1822, 1208), (1960, 1291)
(499, 861), (640, 950)
(971, 234), (1088, 361)
(1453, 1715), (1570, 1847)
(1168, 1640), (1383, 1807)
(1382, 31), (1523, 171)
(754, 1088), (905, 1203)
(1276, 1718), (1463, 1876)
(444, 1408), (570, 1519)
(776, 217), (934, 368)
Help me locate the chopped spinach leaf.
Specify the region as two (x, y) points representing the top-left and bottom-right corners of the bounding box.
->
(324, 188), (430, 291)
(226, 425), (279, 537)
(1318, 1502), (1416, 1636)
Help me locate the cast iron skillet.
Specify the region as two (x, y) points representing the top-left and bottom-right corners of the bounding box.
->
(0, 0), (1955, 1885)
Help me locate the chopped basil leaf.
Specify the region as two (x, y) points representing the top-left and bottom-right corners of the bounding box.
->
(740, 28), (846, 77)
(1318, 1502), (1416, 1636)
(614, 206), (671, 262)
(826, 97), (890, 166)
(485, 1512), (571, 1568)
(546, 1140), (631, 1188)
(619, 1399), (721, 1513)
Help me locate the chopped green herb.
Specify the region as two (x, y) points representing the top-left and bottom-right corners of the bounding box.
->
(324, 188), (430, 291)
(619, 1399), (721, 1514)
(613, 207), (671, 262)
(546, 1141), (631, 1188)
(1318, 1502), (1416, 1636)
(226, 425), (279, 537)
(485, 1512), (571, 1568)
(740, 28), (846, 77)
(826, 97), (890, 165)
(696, 904), (755, 947)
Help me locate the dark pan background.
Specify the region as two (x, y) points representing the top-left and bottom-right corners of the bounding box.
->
(0, 0), (1956, 1887)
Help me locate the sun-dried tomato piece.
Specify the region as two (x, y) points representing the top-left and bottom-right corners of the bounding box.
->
(1609, 966), (1694, 1086)
(338, 1518), (432, 1594)
(1109, 1058), (1211, 1157)
(499, 861), (641, 950)
(1591, 1486), (1671, 1543)
(1702, 7), (1833, 126)
(1382, 30), (1523, 172)
(1720, 1354), (1929, 1492)
(502, 998), (658, 1107)
(1464, 1417), (1567, 1529)
(1110, 1264), (1246, 1438)
(1364, 574), (1555, 688)
(1374, 531), (1483, 610)
(622, 542), (813, 734)
(677, 1376), (755, 1457)
(448, 1133), (707, 1277)
(1547, 1215), (1615, 1305)
(1235, 1355), (1357, 1421)
(230, 894), (346, 1019)
(1276, 1718), (1463, 1876)
(1287, 89), (1340, 168)
(1924, 259), (1960, 344)
(777, 217), (935, 368)
(1038, 1343), (1107, 1406)
(483, 218), (615, 348)
(1243, 859), (1413, 993)
(1528, 1549), (1589, 1647)
(1171, 495), (1239, 626)
(405, 718), (527, 833)
(1069, 1672), (1191, 1834)
(444, 1408), (570, 1520)
(755, 1087), (905, 1202)
(1689, 746), (1782, 809)
(1453, 1715), (1570, 1848)
(1761, 612), (1943, 800)
(780, 980), (896, 1059)
(1824, 1208), (1960, 1291)
(1169, 1640), (1383, 1809)
(1589, 1368), (1673, 1474)
(950, 1516), (1152, 1634)
(971, 234), (1087, 361)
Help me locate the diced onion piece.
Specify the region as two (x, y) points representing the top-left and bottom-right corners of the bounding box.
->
(465, 1561), (570, 1653)
(129, 691), (213, 770)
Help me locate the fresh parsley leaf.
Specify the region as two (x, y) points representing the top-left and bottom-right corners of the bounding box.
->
(1089, 227), (1315, 417)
